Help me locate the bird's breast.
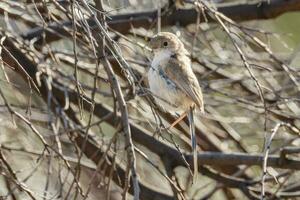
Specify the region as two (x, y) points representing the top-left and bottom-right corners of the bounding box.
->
(148, 65), (191, 112)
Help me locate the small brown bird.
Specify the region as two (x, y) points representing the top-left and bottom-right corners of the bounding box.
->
(148, 32), (204, 182)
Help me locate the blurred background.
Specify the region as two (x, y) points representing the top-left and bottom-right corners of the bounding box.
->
(0, 0), (300, 199)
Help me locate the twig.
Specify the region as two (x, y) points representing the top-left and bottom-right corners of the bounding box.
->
(21, 0), (300, 41)
(0, 147), (37, 200)
(261, 122), (283, 200)
(78, 1), (140, 199)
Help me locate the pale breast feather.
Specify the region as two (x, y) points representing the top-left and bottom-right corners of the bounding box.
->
(148, 66), (185, 111)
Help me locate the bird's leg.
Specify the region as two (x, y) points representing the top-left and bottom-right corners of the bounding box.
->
(166, 112), (187, 129)
(188, 107), (198, 184)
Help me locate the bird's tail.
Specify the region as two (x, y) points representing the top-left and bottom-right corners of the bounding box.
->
(188, 106), (197, 184)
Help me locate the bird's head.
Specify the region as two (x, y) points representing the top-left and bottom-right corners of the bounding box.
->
(149, 32), (185, 54)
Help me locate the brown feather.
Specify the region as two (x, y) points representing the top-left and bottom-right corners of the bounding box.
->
(164, 54), (204, 112)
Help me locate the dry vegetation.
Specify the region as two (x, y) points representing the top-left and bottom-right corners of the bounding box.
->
(0, 0), (300, 199)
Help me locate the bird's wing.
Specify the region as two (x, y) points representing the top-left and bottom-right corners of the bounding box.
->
(164, 56), (204, 112)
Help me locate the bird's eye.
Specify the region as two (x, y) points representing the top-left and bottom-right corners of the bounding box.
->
(163, 41), (168, 47)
